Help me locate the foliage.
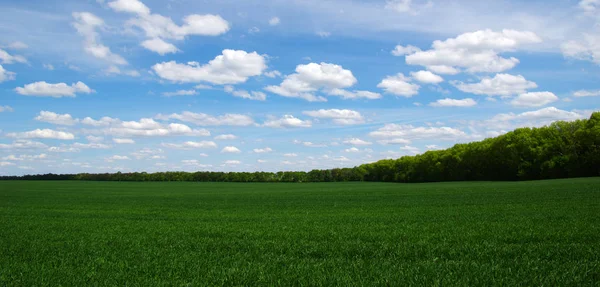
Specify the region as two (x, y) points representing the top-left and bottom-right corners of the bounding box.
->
(1, 112), (599, 183)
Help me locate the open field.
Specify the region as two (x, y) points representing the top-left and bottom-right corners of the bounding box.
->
(1, 179), (599, 285)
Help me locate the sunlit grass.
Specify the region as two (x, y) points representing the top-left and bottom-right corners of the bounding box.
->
(1, 178), (599, 285)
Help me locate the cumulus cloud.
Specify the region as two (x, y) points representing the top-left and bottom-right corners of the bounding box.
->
(0, 105), (13, 113)
(452, 74), (537, 97)
(326, 89), (382, 100)
(141, 38), (180, 55)
(113, 138), (135, 144)
(402, 29), (542, 73)
(370, 124), (467, 141)
(224, 86), (266, 101)
(561, 34), (600, 65)
(215, 134), (237, 140)
(265, 62), (358, 102)
(410, 70), (443, 84)
(162, 90), (198, 97)
(253, 147), (273, 153)
(223, 160), (241, 165)
(15, 81), (93, 98)
(284, 153), (298, 157)
(7, 41), (28, 50)
(152, 49), (267, 84)
(0, 140), (48, 150)
(269, 17), (281, 26)
(574, 89), (600, 97)
(35, 111), (79, 126)
(490, 107), (586, 123)
(377, 73), (420, 97)
(430, 98), (477, 107)
(104, 66), (140, 77)
(263, 115), (312, 128)
(72, 12), (127, 65)
(221, 146), (241, 153)
(377, 138), (412, 145)
(162, 141), (218, 149)
(107, 0), (229, 54)
(1, 154), (48, 161)
(73, 142), (112, 149)
(343, 138), (372, 146)
(155, 111), (254, 126)
(81, 116), (120, 127)
(0, 65), (16, 83)
(0, 48), (27, 65)
(392, 45), (421, 56)
(303, 109), (365, 125)
(106, 155), (130, 161)
(511, 92), (558, 107)
(6, 129), (76, 140)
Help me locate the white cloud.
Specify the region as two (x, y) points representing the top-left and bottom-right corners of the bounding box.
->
(223, 160), (241, 165)
(35, 111), (79, 126)
(326, 89), (382, 100)
(370, 124), (467, 141)
(265, 62), (357, 102)
(392, 45), (421, 56)
(426, 65), (461, 75)
(303, 109), (365, 125)
(104, 66), (140, 77)
(86, 136), (104, 142)
(344, 147), (360, 153)
(152, 49), (266, 85)
(490, 107), (586, 123)
(0, 105), (13, 113)
(430, 98), (477, 107)
(7, 41), (28, 50)
(0, 161), (15, 167)
(574, 90), (600, 97)
(156, 111), (254, 126)
(264, 70), (282, 78)
(253, 147), (273, 153)
(561, 34), (600, 65)
(43, 64), (55, 70)
(162, 141), (218, 149)
(343, 138), (372, 146)
(284, 153), (298, 157)
(224, 86), (266, 101)
(72, 12), (127, 65)
(294, 140), (327, 148)
(162, 90), (198, 97)
(113, 138), (135, 144)
(377, 73), (420, 97)
(0, 48), (27, 65)
(248, 27), (260, 34)
(410, 70), (443, 84)
(141, 38), (179, 55)
(452, 74), (537, 97)
(579, 0), (600, 13)
(215, 134), (237, 140)
(269, 17), (281, 26)
(0, 140), (48, 150)
(385, 0), (413, 13)
(263, 115), (312, 128)
(107, 155), (130, 161)
(15, 81), (93, 98)
(6, 129), (75, 140)
(377, 138), (412, 145)
(81, 116), (119, 127)
(73, 142), (112, 149)
(404, 29), (542, 73)
(221, 146), (241, 153)
(316, 31), (331, 38)
(0, 65), (16, 83)
(511, 92), (558, 107)
(399, 145), (420, 154)
(2, 154), (48, 161)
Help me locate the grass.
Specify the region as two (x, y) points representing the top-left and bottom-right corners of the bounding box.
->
(0, 178), (599, 286)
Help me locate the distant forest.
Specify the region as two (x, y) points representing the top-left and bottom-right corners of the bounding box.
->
(2, 112), (599, 183)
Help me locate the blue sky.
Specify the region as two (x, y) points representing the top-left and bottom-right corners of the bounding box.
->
(1, 0), (599, 175)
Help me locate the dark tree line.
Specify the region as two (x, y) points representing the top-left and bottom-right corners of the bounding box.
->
(2, 112), (599, 183)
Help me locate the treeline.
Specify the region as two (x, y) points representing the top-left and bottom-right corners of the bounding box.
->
(1, 112), (599, 183)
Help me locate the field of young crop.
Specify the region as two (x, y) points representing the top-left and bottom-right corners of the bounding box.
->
(1, 179), (599, 285)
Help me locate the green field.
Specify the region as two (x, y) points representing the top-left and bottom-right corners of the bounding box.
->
(1, 179), (599, 285)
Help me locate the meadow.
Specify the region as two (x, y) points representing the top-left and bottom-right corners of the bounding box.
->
(1, 179), (599, 285)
